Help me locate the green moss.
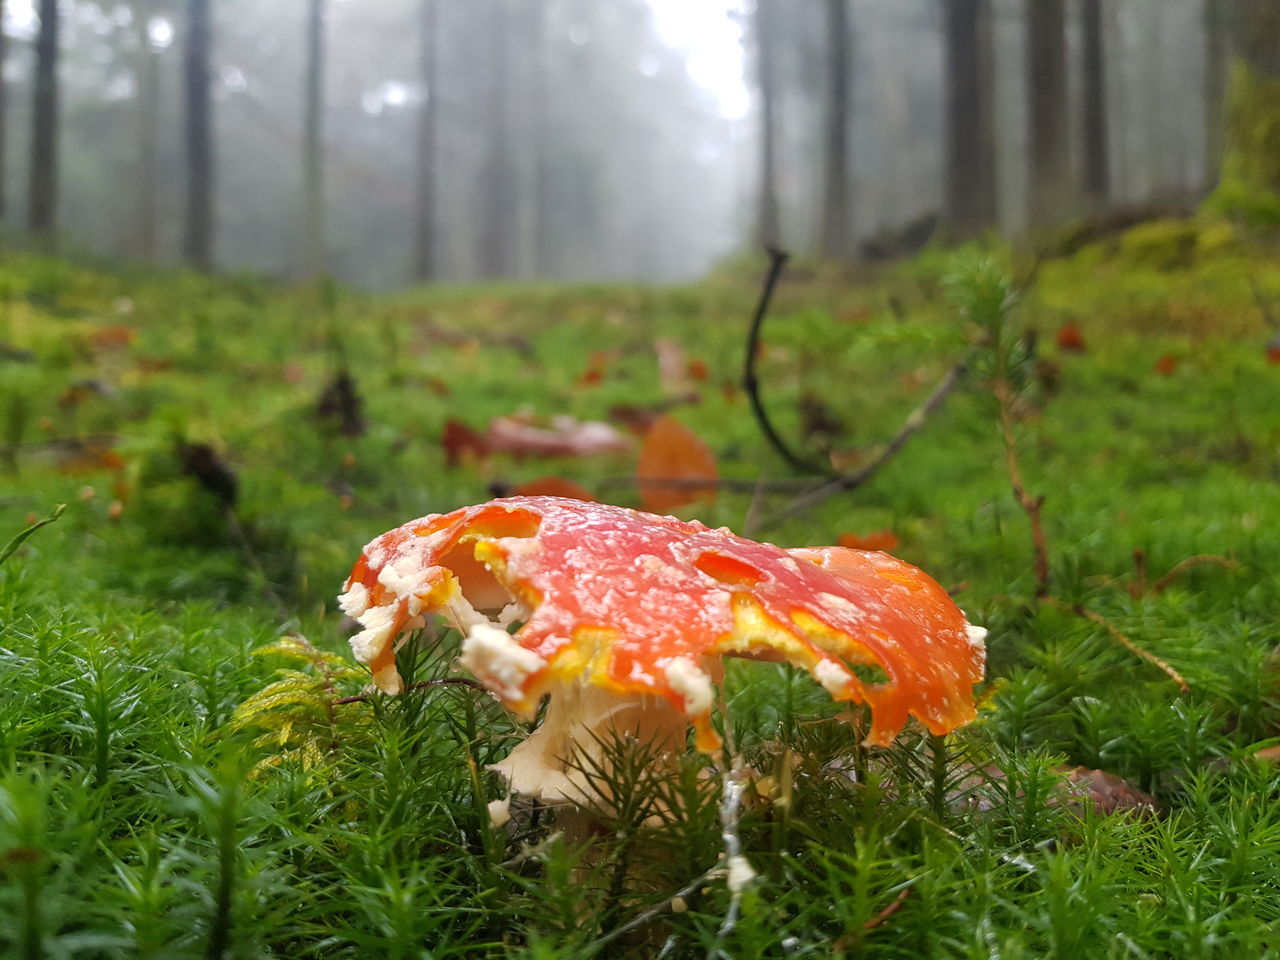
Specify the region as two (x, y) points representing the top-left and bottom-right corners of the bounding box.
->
(1206, 60), (1280, 225)
(1195, 219), (1240, 255)
(1118, 218), (1201, 270)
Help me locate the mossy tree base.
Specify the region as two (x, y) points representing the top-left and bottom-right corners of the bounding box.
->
(1207, 60), (1280, 226)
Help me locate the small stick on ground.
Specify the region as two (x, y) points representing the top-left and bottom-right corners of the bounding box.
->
(744, 247), (827, 476)
(1072, 603), (1189, 693)
(760, 354), (972, 529)
(863, 886), (911, 931)
(1129, 548), (1149, 599)
(588, 869), (716, 953)
(597, 475), (824, 494)
(994, 380), (1050, 597)
(831, 886), (912, 952)
(1150, 555), (1238, 595)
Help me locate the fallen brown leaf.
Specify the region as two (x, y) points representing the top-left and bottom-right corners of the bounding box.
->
(837, 530), (899, 552)
(636, 415), (718, 512)
(1055, 322), (1086, 352)
(486, 416), (632, 459)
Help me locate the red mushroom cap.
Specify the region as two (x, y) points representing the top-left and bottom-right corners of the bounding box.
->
(340, 497), (985, 750)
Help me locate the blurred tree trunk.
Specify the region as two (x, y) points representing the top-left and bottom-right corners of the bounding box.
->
(1081, 0), (1109, 205)
(526, 0), (548, 278)
(527, 0), (552, 277)
(943, 0), (997, 239)
(0, 0), (7, 225)
(29, 0), (59, 248)
(134, 10), (160, 261)
(513, 0), (544, 279)
(480, 0), (514, 278)
(1210, 0), (1280, 220)
(302, 0), (326, 279)
(1204, 0), (1230, 184)
(1026, 0), (1070, 227)
(755, 0), (781, 250)
(412, 0), (438, 281)
(184, 0), (213, 271)
(819, 0), (851, 259)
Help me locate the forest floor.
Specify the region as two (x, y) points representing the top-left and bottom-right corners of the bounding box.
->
(1, 217), (1279, 958)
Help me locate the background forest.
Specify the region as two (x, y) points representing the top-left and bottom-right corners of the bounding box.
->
(0, 0), (1270, 286)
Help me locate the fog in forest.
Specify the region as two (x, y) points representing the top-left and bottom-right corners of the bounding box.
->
(1, 0), (1222, 288)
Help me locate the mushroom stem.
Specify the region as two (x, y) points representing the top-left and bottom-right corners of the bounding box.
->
(491, 682), (689, 809)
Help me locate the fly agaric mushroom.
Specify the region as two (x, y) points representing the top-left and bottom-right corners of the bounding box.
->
(339, 496), (985, 807)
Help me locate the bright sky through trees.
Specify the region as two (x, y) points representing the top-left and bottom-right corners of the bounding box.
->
(2, 0), (749, 116)
(647, 0), (749, 118)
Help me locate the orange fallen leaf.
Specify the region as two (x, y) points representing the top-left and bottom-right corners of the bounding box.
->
(829, 449), (864, 472)
(1153, 353), (1178, 376)
(687, 358), (710, 382)
(1056, 322), (1086, 352)
(1267, 333), (1280, 365)
(513, 476), (597, 502)
(636, 415), (718, 512)
(57, 443), (126, 475)
(838, 530), (899, 552)
(89, 324), (137, 350)
(577, 350), (612, 387)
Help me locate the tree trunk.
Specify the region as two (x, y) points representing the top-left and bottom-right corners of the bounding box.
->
(184, 0), (214, 271)
(819, 0), (851, 259)
(412, 0), (439, 281)
(1204, 0), (1230, 185)
(943, 0), (997, 239)
(755, 0), (781, 250)
(529, 0), (550, 278)
(1081, 0), (1109, 204)
(480, 0), (513, 277)
(28, 0), (59, 248)
(135, 13), (160, 261)
(0, 0), (7, 226)
(301, 0), (327, 279)
(1026, 0), (1070, 227)
(1210, 0), (1280, 220)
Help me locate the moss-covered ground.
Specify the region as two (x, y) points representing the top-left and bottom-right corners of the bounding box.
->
(2, 220), (1279, 957)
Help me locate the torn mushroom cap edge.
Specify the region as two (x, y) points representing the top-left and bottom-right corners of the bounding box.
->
(340, 504), (987, 752)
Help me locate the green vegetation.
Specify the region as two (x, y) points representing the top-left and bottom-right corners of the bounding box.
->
(1207, 62), (1280, 226)
(1, 224), (1279, 958)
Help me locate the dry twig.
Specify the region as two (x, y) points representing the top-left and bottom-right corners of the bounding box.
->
(1063, 601), (1189, 693)
(994, 380), (1050, 596)
(760, 355), (972, 529)
(743, 248), (826, 475)
(1150, 555), (1239, 595)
